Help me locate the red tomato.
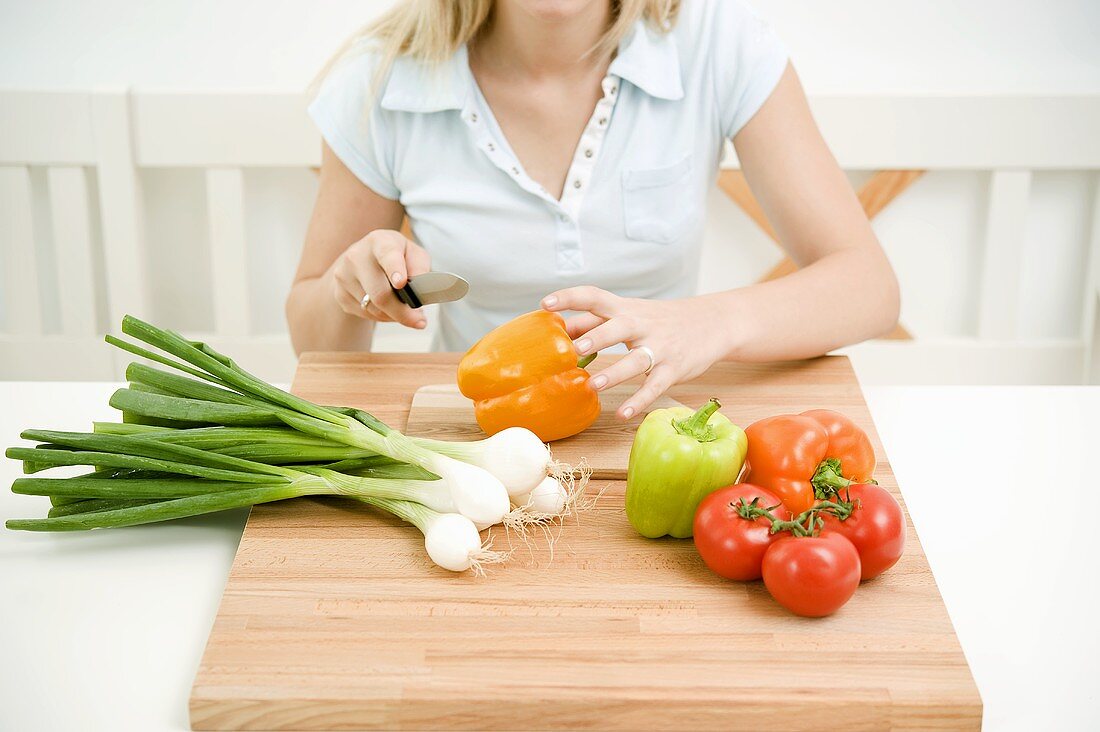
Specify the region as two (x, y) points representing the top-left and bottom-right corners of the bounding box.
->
(820, 483), (906, 580)
(762, 532), (861, 617)
(694, 484), (790, 581)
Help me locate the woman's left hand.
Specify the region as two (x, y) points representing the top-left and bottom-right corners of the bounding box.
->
(542, 286), (732, 420)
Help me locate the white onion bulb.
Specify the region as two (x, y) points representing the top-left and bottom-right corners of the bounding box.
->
(469, 428), (550, 497)
(423, 513), (483, 572)
(431, 456), (511, 527)
(515, 476), (568, 516)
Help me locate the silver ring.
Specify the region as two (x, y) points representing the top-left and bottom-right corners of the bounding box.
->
(631, 345), (656, 376)
(359, 293), (371, 309)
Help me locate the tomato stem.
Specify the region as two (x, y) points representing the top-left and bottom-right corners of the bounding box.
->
(816, 498), (856, 521)
(734, 497), (855, 537)
(577, 353), (597, 369)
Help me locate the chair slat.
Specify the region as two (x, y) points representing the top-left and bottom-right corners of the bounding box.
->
(206, 168), (250, 336)
(92, 92), (149, 326)
(0, 165), (41, 335)
(1083, 181), (1100, 383)
(978, 171), (1032, 339)
(47, 166), (98, 336)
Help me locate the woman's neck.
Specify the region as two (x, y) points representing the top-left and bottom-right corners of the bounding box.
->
(473, 1), (613, 79)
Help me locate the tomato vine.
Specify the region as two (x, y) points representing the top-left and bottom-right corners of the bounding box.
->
(733, 495), (857, 538)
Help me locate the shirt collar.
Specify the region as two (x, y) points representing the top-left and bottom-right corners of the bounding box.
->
(379, 19), (683, 113)
(609, 20), (684, 101)
(380, 45), (470, 113)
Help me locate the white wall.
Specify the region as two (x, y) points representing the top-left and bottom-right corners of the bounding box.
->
(3, 1), (1098, 93)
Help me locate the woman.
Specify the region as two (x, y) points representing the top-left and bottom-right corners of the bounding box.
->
(288, 0), (899, 420)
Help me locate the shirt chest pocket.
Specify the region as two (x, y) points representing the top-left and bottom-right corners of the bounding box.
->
(621, 153), (696, 245)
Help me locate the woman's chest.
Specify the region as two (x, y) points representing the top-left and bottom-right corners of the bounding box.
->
(474, 76), (605, 200)
(387, 83), (722, 293)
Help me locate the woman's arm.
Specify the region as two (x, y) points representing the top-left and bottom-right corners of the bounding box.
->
(287, 142), (431, 355)
(721, 64), (900, 358)
(543, 65), (900, 418)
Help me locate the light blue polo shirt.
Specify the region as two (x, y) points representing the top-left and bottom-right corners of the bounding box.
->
(309, 0), (788, 351)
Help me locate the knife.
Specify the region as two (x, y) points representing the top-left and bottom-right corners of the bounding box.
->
(392, 272), (469, 308)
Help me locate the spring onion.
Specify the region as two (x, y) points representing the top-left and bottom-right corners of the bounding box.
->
(412, 427), (551, 498)
(516, 476), (570, 515)
(357, 497), (506, 573)
(5, 314), (593, 573)
(108, 316), (515, 526)
(95, 420), (553, 499)
(8, 429), (516, 526)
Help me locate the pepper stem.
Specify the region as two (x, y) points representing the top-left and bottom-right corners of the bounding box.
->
(577, 353), (597, 369)
(811, 457), (854, 499)
(672, 398), (721, 442)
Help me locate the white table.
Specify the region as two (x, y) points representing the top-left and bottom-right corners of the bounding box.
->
(1, 382), (1097, 731)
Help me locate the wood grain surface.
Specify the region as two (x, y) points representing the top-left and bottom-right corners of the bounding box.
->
(189, 353), (981, 731)
(405, 383), (685, 479)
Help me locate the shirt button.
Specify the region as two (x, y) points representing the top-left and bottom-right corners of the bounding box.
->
(573, 180), (582, 189)
(469, 112), (478, 123)
(558, 213), (569, 223)
(584, 149), (593, 158)
(511, 166), (520, 175)
(598, 117), (607, 126)
(487, 142), (495, 151)
(610, 85), (617, 94)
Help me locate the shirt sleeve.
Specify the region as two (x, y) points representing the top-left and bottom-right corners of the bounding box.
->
(307, 51), (400, 200)
(710, 0), (790, 140)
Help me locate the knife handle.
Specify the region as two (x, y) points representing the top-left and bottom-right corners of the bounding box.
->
(393, 283), (423, 309)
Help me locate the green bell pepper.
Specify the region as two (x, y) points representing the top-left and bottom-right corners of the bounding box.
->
(625, 398), (748, 539)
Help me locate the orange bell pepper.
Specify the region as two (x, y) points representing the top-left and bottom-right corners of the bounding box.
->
(457, 311), (600, 442)
(743, 409), (876, 514)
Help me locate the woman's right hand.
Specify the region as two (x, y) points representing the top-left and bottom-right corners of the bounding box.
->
(330, 229), (432, 329)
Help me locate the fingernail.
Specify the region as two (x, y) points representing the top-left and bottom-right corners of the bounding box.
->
(542, 295), (558, 308)
(590, 374), (608, 390)
(391, 272), (404, 286)
(415, 320), (426, 329)
(574, 338), (592, 354)
(622, 407), (635, 419)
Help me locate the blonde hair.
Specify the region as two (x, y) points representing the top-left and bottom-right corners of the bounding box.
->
(313, 0), (680, 95)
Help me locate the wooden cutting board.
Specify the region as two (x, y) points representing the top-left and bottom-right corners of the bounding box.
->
(189, 353), (981, 730)
(405, 383), (686, 479)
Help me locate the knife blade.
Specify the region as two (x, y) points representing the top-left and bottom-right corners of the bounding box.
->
(392, 272), (469, 308)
